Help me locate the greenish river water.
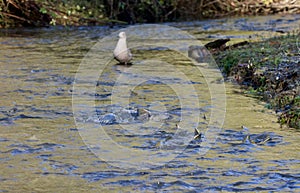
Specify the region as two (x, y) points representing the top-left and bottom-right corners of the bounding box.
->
(0, 14), (299, 192)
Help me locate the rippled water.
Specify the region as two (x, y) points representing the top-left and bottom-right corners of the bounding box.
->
(0, 15), (300, 192)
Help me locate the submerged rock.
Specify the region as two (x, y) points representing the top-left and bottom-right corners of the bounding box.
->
(241, 126), (282, 145)
(99, 113), (117, 125)
(188, 45), (211, 63)
(98, 107), (171, 125)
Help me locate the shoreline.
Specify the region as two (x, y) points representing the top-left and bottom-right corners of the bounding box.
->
(213, 32), (300, 129)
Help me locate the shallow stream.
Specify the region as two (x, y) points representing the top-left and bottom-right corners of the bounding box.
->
(0, 14), (299, 192)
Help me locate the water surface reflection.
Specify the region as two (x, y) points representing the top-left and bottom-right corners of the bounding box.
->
(0, 15), (299, 192)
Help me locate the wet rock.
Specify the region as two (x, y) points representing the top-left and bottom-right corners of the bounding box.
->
(97, 107), (170, 125)
(99, 113), (117, 125)
(241, 126), (282, 145)
(188, 45), (211, 63)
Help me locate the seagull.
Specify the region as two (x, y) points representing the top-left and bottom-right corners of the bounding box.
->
(113, 32), (132, 65)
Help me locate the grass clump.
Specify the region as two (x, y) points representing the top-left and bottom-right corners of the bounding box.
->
(214, 32), (300, 129)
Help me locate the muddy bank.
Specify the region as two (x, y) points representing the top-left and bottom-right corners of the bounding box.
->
(213, 33), (300, 129)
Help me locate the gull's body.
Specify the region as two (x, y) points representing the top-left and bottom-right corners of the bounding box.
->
(113, 32), (132, 64)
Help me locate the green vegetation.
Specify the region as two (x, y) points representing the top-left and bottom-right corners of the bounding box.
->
(216, 33), (299, 75)
(35, 0), (109, 26)
(214, 32), (300, 129)
(1, 0), (300, 28)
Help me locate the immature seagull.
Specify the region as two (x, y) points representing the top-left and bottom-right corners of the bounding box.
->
(113, 32), (132, 65)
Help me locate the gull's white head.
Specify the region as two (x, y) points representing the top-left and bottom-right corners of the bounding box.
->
(118, 32), (126, 38)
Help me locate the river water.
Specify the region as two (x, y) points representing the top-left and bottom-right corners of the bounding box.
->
(0, 14), (299, 192)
